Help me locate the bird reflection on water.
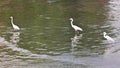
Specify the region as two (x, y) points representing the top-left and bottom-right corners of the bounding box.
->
(71, 34), (83, 53)
(10, 32), (20, 44)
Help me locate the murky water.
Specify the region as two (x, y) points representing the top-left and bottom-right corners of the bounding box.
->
(0, 0), (120, 68)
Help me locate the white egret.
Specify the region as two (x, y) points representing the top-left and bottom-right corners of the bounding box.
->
(103, 32), (114, 42)
(10, 16), (20, 30)
(70, 18), (83, 31)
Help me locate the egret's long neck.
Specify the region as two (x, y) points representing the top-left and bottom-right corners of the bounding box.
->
(70, 20), (74, 26)
(10, 17), (14, 25)
(103, 33), (106, 37)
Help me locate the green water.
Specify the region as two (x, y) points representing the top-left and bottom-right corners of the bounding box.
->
(0, 0), (120, 68)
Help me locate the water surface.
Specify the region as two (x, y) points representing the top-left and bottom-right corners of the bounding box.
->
(0, 0), (120, 68)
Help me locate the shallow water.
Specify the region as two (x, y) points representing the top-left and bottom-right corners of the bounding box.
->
(0, 0), (120, 68)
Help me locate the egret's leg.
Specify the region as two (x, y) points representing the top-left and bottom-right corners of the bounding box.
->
(75, 30), (79, 35)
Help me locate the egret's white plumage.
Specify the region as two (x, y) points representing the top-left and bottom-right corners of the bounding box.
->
(10, 16), (20, 30)
(70, 18), (83, 31)
(103, 32), (114, 42)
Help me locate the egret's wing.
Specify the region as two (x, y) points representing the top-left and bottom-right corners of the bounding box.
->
(13, 25), (20, 30)
(74, 25), (83, 31)
(106, 36), (114, 42)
